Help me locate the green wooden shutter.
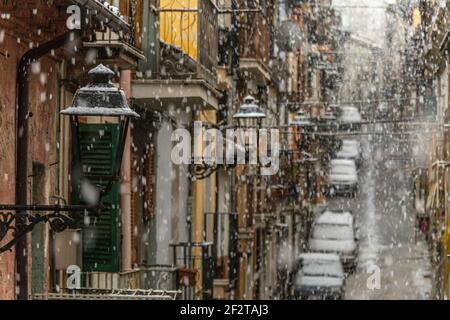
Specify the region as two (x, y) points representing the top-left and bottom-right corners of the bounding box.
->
(72, 123), (120, 272)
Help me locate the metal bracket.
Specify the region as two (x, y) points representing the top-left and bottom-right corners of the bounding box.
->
(0, 204), (103, 254)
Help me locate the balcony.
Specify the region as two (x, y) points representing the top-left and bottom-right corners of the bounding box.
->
(75, 1), (145, 72)
(132, 0), (220, 111)
(238, 1), (271, 83)
(32, 269), (180, 300)
(170, 242), (215, 300)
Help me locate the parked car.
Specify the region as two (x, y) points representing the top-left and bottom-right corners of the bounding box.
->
(335, 139), (362, 167)
(338, 106), (362, 130)
(328, 159), (358, 197)
(291, 253), (345, 300)
(308, 211), (359, 272)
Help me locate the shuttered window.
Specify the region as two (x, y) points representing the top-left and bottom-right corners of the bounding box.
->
(72, 123), (120, 272)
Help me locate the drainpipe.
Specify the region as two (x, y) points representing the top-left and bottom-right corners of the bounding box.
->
(15, 30), (81, 300)
(228, 0), (239, 300)
(120, 70), (132, 272)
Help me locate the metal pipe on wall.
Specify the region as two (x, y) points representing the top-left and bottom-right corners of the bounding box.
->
(227, 0), (240, 300)
(15, 30), (81, 300)
(120, 70), (133, 272)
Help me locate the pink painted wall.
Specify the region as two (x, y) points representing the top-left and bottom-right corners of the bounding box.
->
(0, 30), (60, 299)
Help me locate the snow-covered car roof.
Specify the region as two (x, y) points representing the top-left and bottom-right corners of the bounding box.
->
(339, 106), (362, 122)
(316, 211), (354, 226)
(312, 224), (354, 241)
(342, 139), (360, 146)
(340, 141), (360, 152)
(341, 144), (359, 151)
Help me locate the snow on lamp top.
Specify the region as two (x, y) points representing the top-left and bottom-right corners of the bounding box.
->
(233, 95), (267, 120)
(60, 64), (139, 118)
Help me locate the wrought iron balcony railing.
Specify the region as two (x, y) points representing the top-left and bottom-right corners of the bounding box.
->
(238, 1), (271, 65)
(149, 0), (218, 86)
(42, 269), (181, 300)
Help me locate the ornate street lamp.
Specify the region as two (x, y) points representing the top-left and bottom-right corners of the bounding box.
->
(61, 64), (139, 198)
(233, 95), (267, 176)
(0, 64), (139, 254)
(233, 95), (266, 128)
(191, 96), (266, 180)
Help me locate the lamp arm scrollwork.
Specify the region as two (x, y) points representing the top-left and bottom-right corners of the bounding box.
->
(0, 204), (103, 254)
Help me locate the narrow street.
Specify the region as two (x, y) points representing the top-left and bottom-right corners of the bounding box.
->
(328, 124), (432, 299)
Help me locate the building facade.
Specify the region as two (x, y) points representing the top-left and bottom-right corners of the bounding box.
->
(0, 0), (343, 300)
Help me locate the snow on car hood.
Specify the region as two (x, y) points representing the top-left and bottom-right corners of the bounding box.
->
(329, 174), (357, 183)
(297, 275), (344, 288)
(336, 149), (359, 158)
(308, 239), (357, 253)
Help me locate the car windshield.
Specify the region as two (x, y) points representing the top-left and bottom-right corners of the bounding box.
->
(313, 224), (354, 241)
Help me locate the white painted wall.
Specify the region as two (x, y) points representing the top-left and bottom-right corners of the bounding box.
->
(217, 170), (230, 257)
(439, 64), (449, 127)
(172, 111), (191, 245)
(155, 120), (174, 265)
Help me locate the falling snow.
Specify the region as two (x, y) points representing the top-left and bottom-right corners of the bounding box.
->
(0, 0), (446, 302)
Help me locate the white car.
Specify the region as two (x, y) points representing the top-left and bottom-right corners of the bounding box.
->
(292, 253), (345, 300)
(308, 211), (359, 272)
(339, 106), (362, 130)
(328, 159), (358, 196)
(336, 140), (362, 166)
